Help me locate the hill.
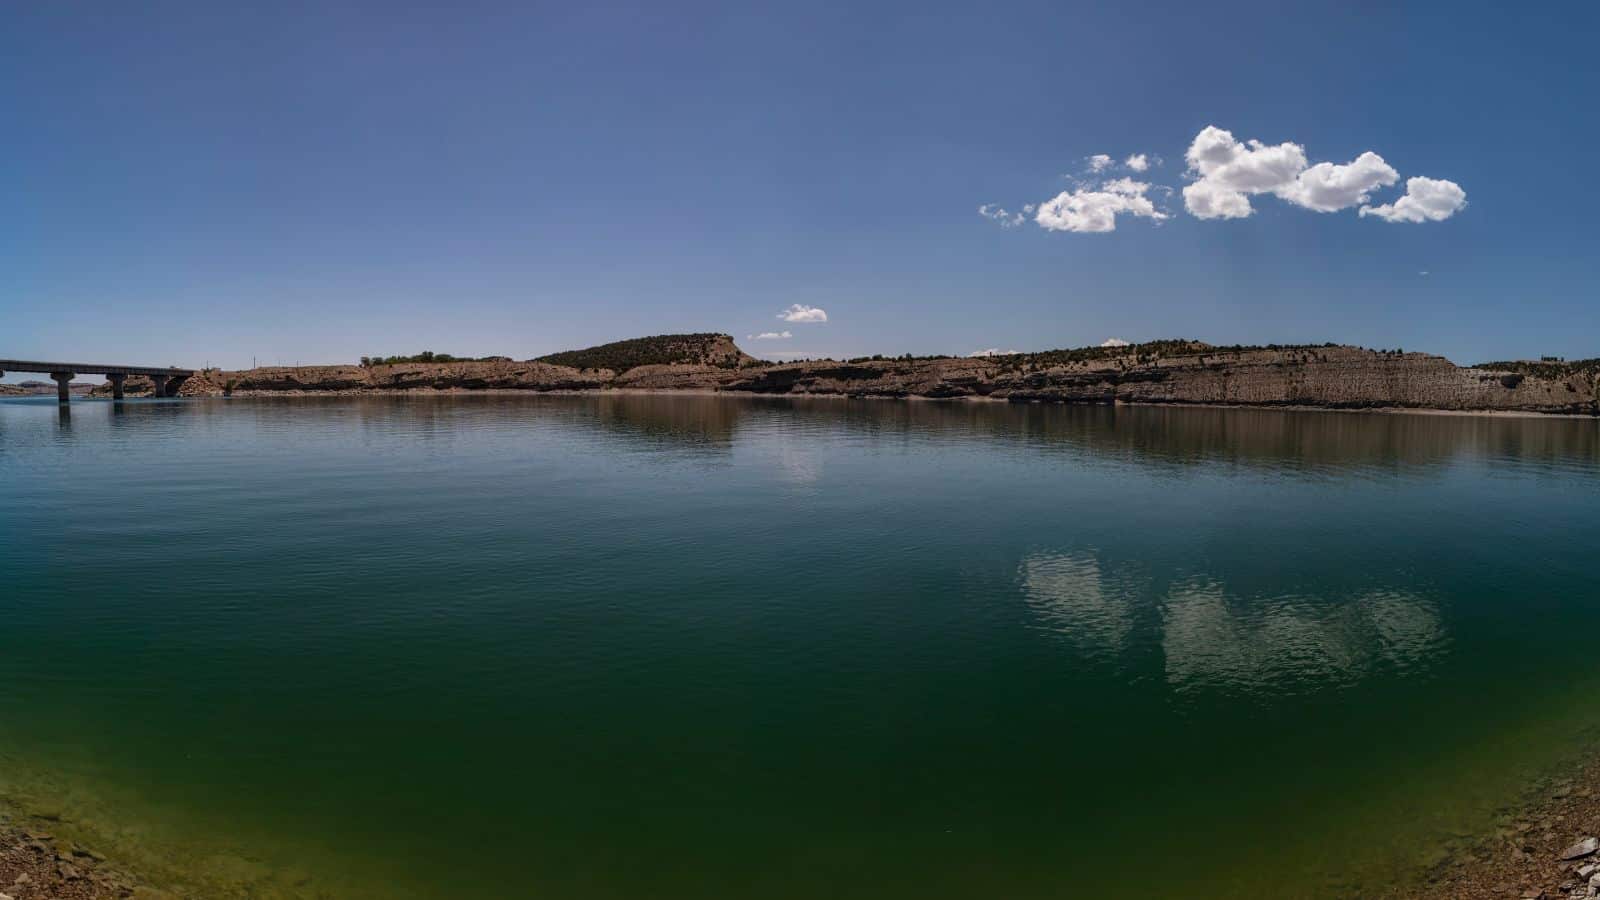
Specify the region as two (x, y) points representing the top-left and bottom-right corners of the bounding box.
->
(535, 333), (759, 372)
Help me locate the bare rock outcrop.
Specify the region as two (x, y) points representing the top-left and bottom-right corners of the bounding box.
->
(83, 338), (1600, 416)
(722, 346), (1599, 414)
(220, 361), (612, 394)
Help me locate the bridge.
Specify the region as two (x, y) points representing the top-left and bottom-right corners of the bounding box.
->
(0, 359), (196, 403)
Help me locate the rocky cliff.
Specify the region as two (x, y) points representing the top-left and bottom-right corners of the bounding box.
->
(722, 345), (1600, 414)
(89, 338), (1600, 415)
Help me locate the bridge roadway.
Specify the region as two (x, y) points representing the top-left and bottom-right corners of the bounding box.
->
(0, 359), (196, 403)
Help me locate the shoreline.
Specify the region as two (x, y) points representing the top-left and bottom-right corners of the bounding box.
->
(4, 713), (1600, 900)
(0, 814), (143, 899)
(55, 386), (1600, 420)
(1413, 751), (1600, 899)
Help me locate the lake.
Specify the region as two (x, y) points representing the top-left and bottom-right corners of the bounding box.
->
(2, 394), (1598, 897)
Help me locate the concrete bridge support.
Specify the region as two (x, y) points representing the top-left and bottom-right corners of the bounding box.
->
(50, 372), (75, 405)
(0, 359), (196, 404)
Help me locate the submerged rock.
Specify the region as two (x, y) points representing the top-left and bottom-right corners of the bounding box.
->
(1560, 837), (1599, 860)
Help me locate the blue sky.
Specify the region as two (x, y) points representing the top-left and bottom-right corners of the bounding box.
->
(3, 1), (1597, 377)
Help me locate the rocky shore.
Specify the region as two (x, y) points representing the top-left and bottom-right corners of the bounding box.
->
(1419, 757), (1600, 899)
(0, 819), (144, 899)
(83, 335), (1600, 416)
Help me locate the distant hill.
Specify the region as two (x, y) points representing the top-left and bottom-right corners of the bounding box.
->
(359, 352), (512, 366)
(3, 380), (96, 395)
(535, 333), (759, 372)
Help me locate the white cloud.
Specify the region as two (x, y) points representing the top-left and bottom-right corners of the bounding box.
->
(969, 348), (1021, 357)
(1186, 126), (1307, 189)
(1182, 178), (1254, 220)
(748, 331), (792, 340)
(1359, 176), (1468, 223)
(1182, 125), (1407, 220)
(1035, 178), (1169, 233)
(978, 203), (1026, 228)
(1280, 152), (1398, 213)
(1182, 126), (1308, 219)
(1100, 337), (1131, 347)
(986, 126), (1463, 235)
(778, 304), (828, 323)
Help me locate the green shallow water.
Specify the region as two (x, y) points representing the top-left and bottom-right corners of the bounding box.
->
(2, 394), (1599, 897)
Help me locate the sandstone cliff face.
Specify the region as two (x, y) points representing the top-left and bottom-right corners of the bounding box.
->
(722, 346), (1599, 414)
(338, 361), (609, 392)
(88, 344), (1600, 415)
(723, 357), (1003, 399)
(1010, 347), (1600, 414)
(612, 363), (754, 391)
(86, 371), (229, 397)
(221, 361), (615, 393)
(91, 361), (614, 396)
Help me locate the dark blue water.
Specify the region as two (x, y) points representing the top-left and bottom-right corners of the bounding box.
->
(1, 394), (1598, 897)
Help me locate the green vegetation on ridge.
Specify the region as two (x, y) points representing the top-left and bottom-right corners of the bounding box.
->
(535, 333), (764, 371)
(360, 352), (511, 366)
(835, 339), (1358, 370)
(1474, 358), (1600, 379)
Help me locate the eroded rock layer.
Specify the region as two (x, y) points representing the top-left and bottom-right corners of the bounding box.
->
(87, 339), (1600, 415)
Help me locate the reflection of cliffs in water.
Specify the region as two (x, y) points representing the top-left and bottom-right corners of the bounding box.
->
(807, 401), (1600, 475)
(358, 394), (751, 461)
(1054, 406), (1600, 473)
(1020, 550), (1447, 697)
(44, 393), (1600, 473)
(567, 395), (1600, 474)
(582, 394), (743, 451)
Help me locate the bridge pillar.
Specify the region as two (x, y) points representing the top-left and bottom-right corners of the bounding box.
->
(150, 374), (169, 398)
(50, 371), (75, 405)
(165, 375), (188, 397)
(108, 373), (127, 400)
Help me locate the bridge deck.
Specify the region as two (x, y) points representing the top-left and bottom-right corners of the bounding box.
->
(0, 359), (195, 377)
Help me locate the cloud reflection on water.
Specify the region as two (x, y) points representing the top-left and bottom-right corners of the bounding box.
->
(1019, 551), (1139, 661)
(1019, 550), (1448, 697)
(1161, 581), (1445, 696)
